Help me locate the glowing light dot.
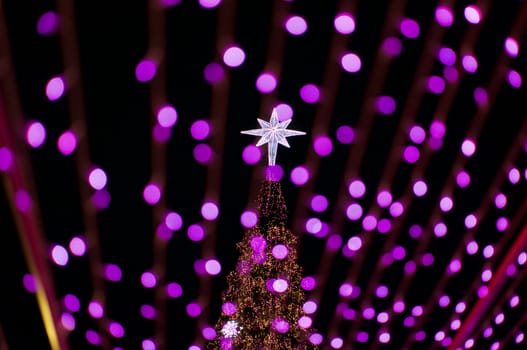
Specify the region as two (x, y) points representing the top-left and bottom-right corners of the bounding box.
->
(393, 301), (405, 313)
(256, 72), (277, 93)
(141, 272), (157, 288)
(505, 37), (519, 57)
(273, 279), (288, 293)
(142, 339), (156, 350)
(465, 214), (477, 229)
(464, 5), (482, 24)
(61, 312), (75, 331)
(413, 180), (427, 197)
(508, 70), (522, 88)
(0, 147), (12, 172)
(199, 0), (221, 9)
(449, 259), (461, 274)
(46, 76), (65, 101)
(495, 193), (507, 209)
(462, 55), (478, 73)
(104, 264), (122, 282)
(135, 59), (157, 82)
(403, 145), (420, 163)
(272, 245), (288, 260)
(88, 301), (104, 319)
(376, 285), (389, 298)
(186, 302), (202, 317)
(156, 105), (178, 128)
(63, 294), (80, 313)
(428, 76), (445, 94)
(362, 215), (377, 231)
(56, 131), (77, 155)
(240, 210), (257, 228)
(69, 236), (86, 256)
(51, 245), (69, 266)
(37, 11), (60, 35)
(205, 259), (221, 275)
(467, 241), (479, 255)
(347, 236), (362, 251)
(334, 13), (355, 34)
(440, 196), (453, 212)
(516, 332), (525, 343)
(88, 168), (107, 190)
(330, 337), (343, 349)
(456, 171), (471, 188)
(341, 53), (361, 73)
(483, 245), (494, 258)
(357, 331), (369, 342)
(311, 194), (328, 212)
(223, 46), (245, 67)
(518, 252), (526, 265)
(482, 269), (492, 282)
(303, 301), (317, 314)
(201, 202), (219, 221)
(348, 179), (366, 198)
(274, 103), (293, 120)
(285, 16), (307, 35)
(390, 202), (404, 217)
(305, 217), (322, 234)
(382, 37), (402, 57)
(300, 84), (320, 103)
(164, 212), (183, 231)
(379, 332), (390, 343)
(409, 125), (426, 144)
(461, 139), (476, 156)
(166, 282), (183, 298)
(509, 168), (520, 184)
(313, 135), (333, 156)
(242, 144), (261, 165)
(290, 166), (310, 185)
(298, 316), (312, 329)
(438, 47), (456, 66)
(376, 190), (392, 208)
(187, 224), (205, 242)
(301, 276), (316, 291)
(400, 18), (420, 38)
(496, 217), (508, 231)
(376, 96), (396, 115)
(143, 183), (161, 204)
(27, 122), (47, 148)
(140, 305), (156, 319)
(14, 190), (32, 213)
(109, 322), (124, 338)
(203, 62), (225, 84)
(336, 125), (355, 144)
(435, 6), (454, 27)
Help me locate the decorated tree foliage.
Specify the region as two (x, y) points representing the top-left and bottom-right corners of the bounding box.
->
(208, 180), (317, 349)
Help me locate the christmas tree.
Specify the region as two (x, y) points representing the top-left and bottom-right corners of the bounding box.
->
(208, 180), (317, 349)
(208, 109), (316, 349)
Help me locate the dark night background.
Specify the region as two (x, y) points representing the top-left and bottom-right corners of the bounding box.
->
(1, 0), (527, 349)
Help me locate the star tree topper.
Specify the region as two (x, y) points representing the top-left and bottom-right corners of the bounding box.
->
(241, 108), (306, 166)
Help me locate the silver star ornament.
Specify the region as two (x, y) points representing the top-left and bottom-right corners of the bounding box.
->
(241, 108), (306, 166)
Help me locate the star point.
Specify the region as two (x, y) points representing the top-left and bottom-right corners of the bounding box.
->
(241, 108), (306, 166)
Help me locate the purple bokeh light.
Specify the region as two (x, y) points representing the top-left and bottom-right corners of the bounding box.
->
(341, 53), (361, 73)
(193, 143), (213, 164)
(223, 46), (245, 67)
(427, 76), (445, 94)
(346, 203), (363, 221)
(313, 135), (333, 156)
(400, 18), (420, 39)
(166, 282), (183, 298)
(256, 72), (277, 93)
(201, 201), (219, 221)
(135, 59), (157, 82)
(334, 13), (355, 34)
(242, 144), (262, 165)
(143, 183), (161, 205)
(51, 245), (69, 266)
(435, 6), (454, 27)
(240, 210), (257, 228)
(505, 37), (519, 57)
(27, 122), (46, 148)
(376, 96), (396, 115)
(199, 0), (221, 9)
(336, 125), (355, 144)
(285, 15), (308, 35)
(462, 55), (478, 73)
(508, 70), (522, 88)
(141, 272), (157, 288)
(290, 166), (310, 185)
(88, 168), (107, 190)
(382, 37), (402, 57)
(300, 84), (321, 103)
(348, 179), (366, 198)
(88, 301), (104, 319)
(57, 131), (77, 155)
(438, 47), (456, 66)
(464, 5), (482, 24)
(69, 236), (86, 256)
(203, 63), (225, 84)
(104, 264), (122, 282)
(403, 145), (420, 163)
(377, 190), (393, 208)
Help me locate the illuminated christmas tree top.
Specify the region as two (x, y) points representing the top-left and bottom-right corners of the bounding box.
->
(241, 108), (305, 166)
